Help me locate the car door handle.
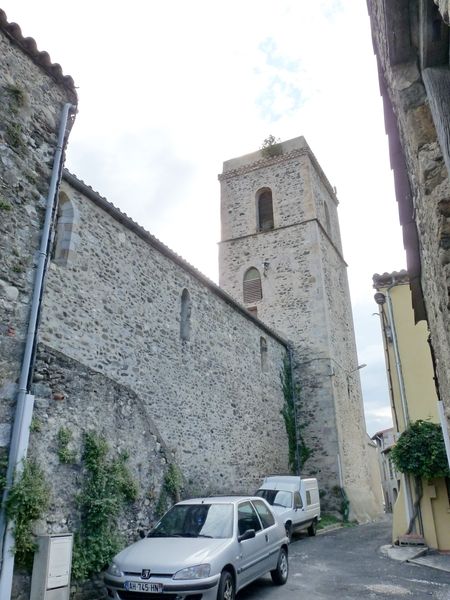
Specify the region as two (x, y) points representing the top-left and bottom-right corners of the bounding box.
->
(265, 534), (269, 542)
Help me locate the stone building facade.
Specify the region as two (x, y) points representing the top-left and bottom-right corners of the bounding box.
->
(40, 172), (289, 497)
(367, 0), (450, 442)
(0, 9), (383, 599)
(0, 12), (290, 599)
(218, 138), (381, 520)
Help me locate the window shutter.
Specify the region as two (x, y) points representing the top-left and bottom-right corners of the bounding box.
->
(243, 268), (262, 304)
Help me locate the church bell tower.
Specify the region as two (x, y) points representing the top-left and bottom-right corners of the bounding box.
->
(218, 136), (380, 520)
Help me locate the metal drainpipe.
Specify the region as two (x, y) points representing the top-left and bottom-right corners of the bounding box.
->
(0, 102), (75, 600)
(384, 282), (414, 529)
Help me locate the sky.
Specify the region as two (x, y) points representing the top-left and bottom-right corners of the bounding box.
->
(2, 0), (406, 436)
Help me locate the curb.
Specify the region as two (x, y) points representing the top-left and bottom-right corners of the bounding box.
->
(317, 524), (344, 535)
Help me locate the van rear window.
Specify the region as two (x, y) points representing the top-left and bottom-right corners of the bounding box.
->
(256, 489), (292, 509)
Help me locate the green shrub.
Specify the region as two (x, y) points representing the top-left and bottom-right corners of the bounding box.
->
(260, 134), (283, 158)
(391, 420), (449, 479)
(5, 460), (50, 568)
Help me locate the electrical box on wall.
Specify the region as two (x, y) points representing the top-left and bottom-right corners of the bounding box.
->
(30, 534), (73, 600)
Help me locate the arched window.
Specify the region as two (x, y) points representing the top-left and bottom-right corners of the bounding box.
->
(243, 267), (262, 304)
(257, 188), (274, 231)
(52, 192), (79, 266)
(260, 337), (268, 372)
(324, 202), (331, 235)
(180, 288), (191, 341)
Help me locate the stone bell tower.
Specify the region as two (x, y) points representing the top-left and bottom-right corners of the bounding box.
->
(218, 136), (381, 520)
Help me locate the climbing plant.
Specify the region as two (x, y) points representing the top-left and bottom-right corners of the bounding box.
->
(5, 459), (50, 568)
(57, 427), (77, 464)
(280, 355), (311, 473)
(156, 463), (183, 517)
(391, 420), (449, 480)
(71, 432), (138, 581)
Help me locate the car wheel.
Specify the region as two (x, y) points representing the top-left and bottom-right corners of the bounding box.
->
(285, 522), (293, 543)
(307, 518), (317, 537)
(271, 547), (289, 585)
(217, 570), (235, 600)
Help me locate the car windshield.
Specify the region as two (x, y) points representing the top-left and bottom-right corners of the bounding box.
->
(256, 489), (292, 509)
(148, 503), (234, 539)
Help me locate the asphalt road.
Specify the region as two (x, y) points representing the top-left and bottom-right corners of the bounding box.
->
(238, 518), (450, 599)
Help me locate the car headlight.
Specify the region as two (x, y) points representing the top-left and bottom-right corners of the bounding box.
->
(107, 562), (123, 577)
(173, 564), (210, 580)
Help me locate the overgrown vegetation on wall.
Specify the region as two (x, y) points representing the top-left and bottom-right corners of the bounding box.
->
(391, 419), (449, 479)
(71, 432), (138, 581)
(281, 355), (311, 473)
(3, 84), (26, 154)
(57, 427), (77, 464)
(156, 463), (183, 517)
(5, 460), (50, 568)
(260, 134), (283, 158)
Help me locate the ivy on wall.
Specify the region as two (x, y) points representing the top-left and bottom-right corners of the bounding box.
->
(155, 463), (183, 517)
(5, 459), (50, 568)
(391, 419), (449, 479)
(4, 419), (185, 581)
(281, 355), (311, 473)
(71, 432), (138, 581)
(57, 427), (77, 464)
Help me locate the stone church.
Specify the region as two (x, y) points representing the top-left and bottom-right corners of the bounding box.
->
(0, 10), (381, 598)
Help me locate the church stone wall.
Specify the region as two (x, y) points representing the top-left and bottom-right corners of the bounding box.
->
(0, 21), (76, 504)
(40, 178), (290, 497)
(12, 345), (170, 600)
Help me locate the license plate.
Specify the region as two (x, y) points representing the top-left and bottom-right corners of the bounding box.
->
(124, 581), (163, 592)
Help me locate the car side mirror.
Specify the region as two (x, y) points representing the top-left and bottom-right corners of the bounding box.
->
(139, 529), (146, 539)
(238, 529), (256, 543)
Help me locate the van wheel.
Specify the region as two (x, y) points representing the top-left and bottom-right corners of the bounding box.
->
(307, 518), (317, 537)
(217, 570), (235, 600)
(271, 547), (289, 585)
(285, 522), (293, 542)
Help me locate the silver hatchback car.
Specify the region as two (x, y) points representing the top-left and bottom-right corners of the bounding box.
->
(104, 496), (289, 600)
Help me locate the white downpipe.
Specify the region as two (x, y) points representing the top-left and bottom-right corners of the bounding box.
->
(437, 400), (450, 472)
(0, 103), (74, 600)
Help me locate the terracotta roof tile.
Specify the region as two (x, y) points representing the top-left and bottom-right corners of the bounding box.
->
(0, 9), (77, 99)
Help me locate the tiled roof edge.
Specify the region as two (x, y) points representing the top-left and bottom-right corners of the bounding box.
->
(372, 270), (409, 287)
(0, 10), (77, 99)
(62, 169), (289, 348)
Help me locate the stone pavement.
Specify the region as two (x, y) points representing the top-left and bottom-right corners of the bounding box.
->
(381, 543), (450, 573)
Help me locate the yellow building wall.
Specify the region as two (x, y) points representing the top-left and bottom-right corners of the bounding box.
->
(379, 282), (450, 550)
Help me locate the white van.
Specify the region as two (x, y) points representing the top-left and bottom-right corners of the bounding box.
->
(255, 475), (321, 541)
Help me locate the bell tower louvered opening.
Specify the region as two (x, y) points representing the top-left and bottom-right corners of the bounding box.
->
(243, 267), (262, 304)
